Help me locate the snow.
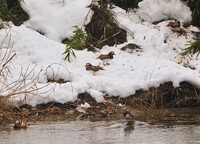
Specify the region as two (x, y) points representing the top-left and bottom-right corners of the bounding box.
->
(0, 0), (200, 106)
(21, 0), (92, 42)
(81, 102), (91, 109)
(135, 0), (192, 23)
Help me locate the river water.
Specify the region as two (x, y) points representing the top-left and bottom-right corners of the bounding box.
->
(0, 119), (199, 144)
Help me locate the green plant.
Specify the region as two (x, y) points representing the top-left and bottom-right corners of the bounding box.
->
(189, 0), (200, 27)
(63, 26), (87, 62)
(0, 23), (4, 29)
(0, 0), (9, 19)
(0, 0), (29, 26)
(182, 0), (200, 26)
(110, 0), (142, 11)
(85, 2), (127, 50)
(183, 40), (200, 57)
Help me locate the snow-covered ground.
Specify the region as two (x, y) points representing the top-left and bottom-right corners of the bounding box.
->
(0, 0), (200, 106)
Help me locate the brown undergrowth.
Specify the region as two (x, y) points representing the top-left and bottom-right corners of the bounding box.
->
(85, 2), (127, 51)
(119, 81), (200, 108)
(1, 81), (200, 125)
(116, 81), (200, 123)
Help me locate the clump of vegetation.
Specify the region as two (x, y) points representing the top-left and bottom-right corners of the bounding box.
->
(63, 26), (87, 62)
(110, 0), (142, 11)
(0, 34), (52, 123)
(0, 23), (4, 30)
(63, 0), (127, 58)
(85, 1), (127, 50)
(182, 0), (200, 26)
(119, 81), (200, 108)
(188, 0), (200, 27)
(0, 0), (29, 26)
(183, 40), (200, 57)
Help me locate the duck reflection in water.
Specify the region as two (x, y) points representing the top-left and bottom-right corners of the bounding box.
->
(122, 107), (135, 136)
(124, 120), (135, 136)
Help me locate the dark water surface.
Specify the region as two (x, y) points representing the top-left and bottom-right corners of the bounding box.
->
(0, 120), (199, 144)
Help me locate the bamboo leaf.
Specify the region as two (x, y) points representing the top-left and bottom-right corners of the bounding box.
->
(63, 25), (87, 62)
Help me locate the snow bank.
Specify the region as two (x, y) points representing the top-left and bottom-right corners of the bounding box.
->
(21, 0), (92, 42)
(135, 0), (192, 23)
(0, 1), (199, 106)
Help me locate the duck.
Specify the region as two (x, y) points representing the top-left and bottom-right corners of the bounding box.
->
(13, 116), (28, 129)
(13, 119), (22, 129)
(14, 109), (28, 129)
(120, 43), (142, 53)
(85, 63), (104, 75)
(95, 106), (113, 118)
(96, 51), (115, 65)
(122, 107), (134, 120)
(104, 107), (113, 115)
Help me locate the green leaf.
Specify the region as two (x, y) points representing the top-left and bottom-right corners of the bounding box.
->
(63, 26), (87, 62)
(183, 40), (200, 57)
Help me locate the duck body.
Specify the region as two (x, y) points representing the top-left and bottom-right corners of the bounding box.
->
(13, 119), (22, 129)
(21, 116), (28, 128)
(13, 119), (28, 129)
(121, 43), (142, 53)
(85, 63), (104, 75)
(13, 118), (27, 129)
(13, 109), (28, 129)
(122, 108), (134, 120)
(97, 51), (115, 65)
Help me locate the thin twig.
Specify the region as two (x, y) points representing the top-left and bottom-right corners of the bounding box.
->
(2, 53), (16, 68)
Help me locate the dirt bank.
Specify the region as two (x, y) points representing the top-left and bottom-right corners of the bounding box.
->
(0, 81), (200, 127)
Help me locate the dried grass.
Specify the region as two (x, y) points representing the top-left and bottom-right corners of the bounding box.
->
(0, 30), (54, 121)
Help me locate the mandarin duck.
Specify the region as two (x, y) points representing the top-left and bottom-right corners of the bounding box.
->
(14, 117), (28, 129)
(14, 108), (28, 129)
(85, 63), (104, 75)
(94, 106), (112, 119)
(104, 107), (112, 115)
(96, 51), (115, 65)
(122, 107), (134, 120)
(120, 43), (142, 53)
